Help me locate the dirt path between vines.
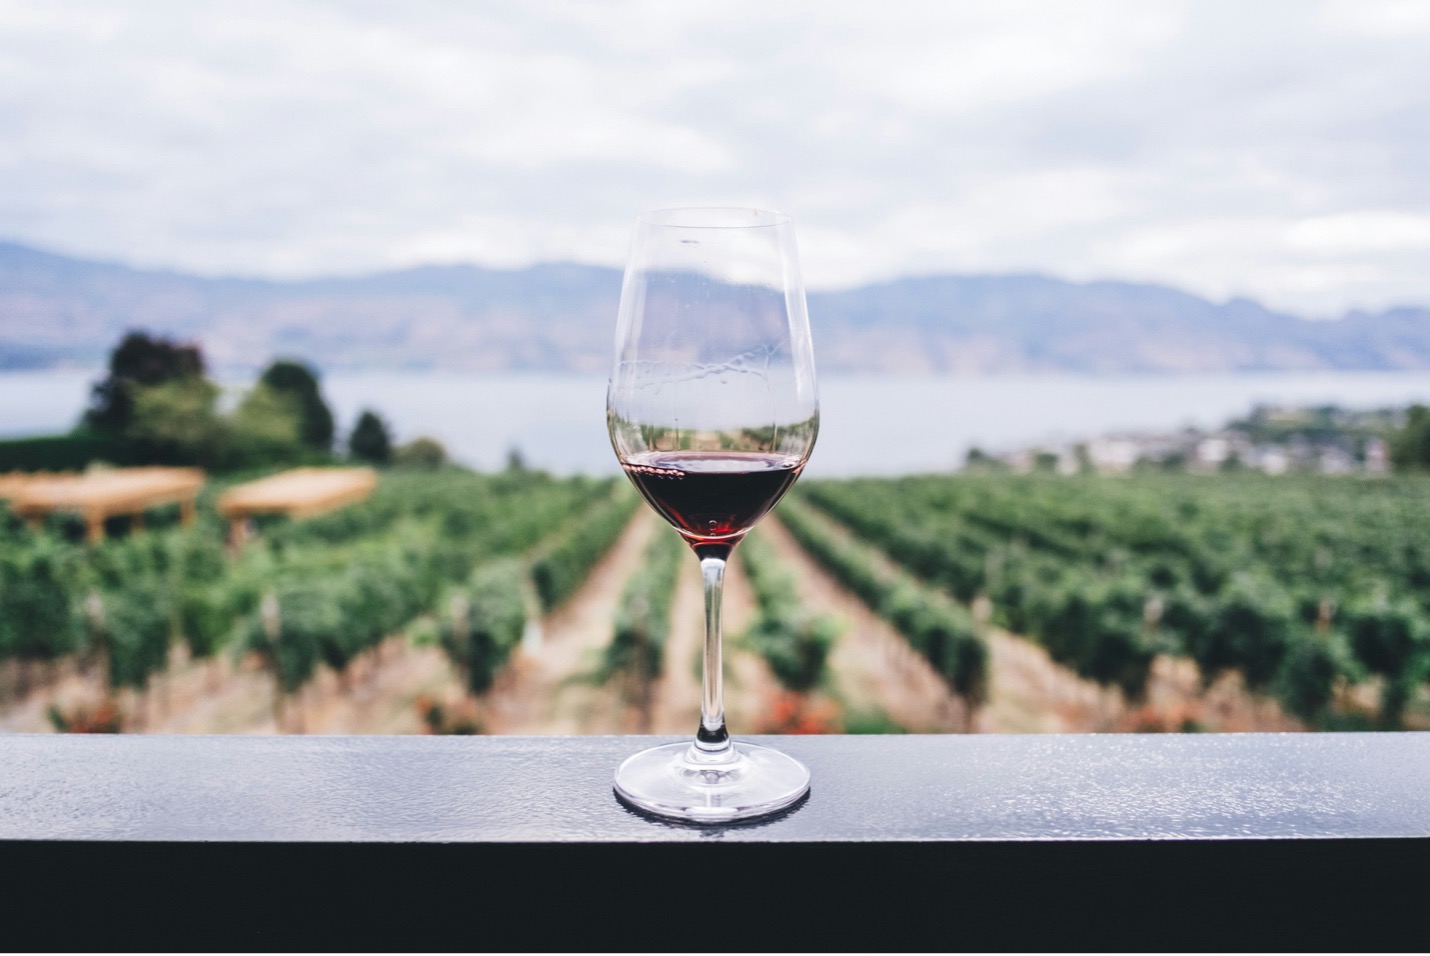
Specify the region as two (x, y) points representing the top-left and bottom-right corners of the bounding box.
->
(647, 545), (780, 735)
(483, 510), (653, 734)
(755, 517), (968, 732)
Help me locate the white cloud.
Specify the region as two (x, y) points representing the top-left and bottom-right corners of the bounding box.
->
(1286, 212), (1430, 254)
(0, 0), (1426, 313)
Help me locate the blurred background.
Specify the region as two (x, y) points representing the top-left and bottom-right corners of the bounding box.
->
(1, 0), (1428, 737)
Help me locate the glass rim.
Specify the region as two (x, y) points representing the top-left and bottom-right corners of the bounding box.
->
(636, 206), (791, 229)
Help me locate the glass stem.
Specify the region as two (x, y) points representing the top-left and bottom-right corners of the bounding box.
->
(692, 545), (734, 761)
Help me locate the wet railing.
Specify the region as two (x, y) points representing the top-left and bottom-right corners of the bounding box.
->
(2, 733), (1425, 949)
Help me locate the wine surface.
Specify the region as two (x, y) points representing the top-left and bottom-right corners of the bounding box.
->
(621, 450), (804, 547)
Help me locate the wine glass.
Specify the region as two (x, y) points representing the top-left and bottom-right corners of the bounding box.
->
(607, 207), (819, 823)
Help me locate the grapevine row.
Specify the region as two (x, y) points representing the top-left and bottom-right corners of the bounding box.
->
(0, 472), (623, 711)
(775, 498), (988, 717)
(598, 525), (686, 729)
(799, 475), (1430, 725)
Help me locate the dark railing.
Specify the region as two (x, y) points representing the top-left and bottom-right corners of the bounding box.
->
(3, 733), (1426, 950)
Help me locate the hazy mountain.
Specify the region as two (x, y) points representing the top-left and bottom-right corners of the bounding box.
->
(3, 239), (1428, 375)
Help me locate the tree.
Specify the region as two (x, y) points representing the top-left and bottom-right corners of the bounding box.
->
(964, 446), (1005, 473)
(1390, 404), (1430, 471)
(348, 410), (392, 464)
(84, 332), (205, 433)
(230, 385), (305, 467)
(394, 436), (448, 469)
(125, 378), (225, 465)
(258, 360), (335, 452)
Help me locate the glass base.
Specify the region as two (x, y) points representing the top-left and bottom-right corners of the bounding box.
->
(614, 740), (810, 824)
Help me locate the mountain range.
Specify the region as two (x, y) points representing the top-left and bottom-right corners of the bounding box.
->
(3, 239), (1429, 375)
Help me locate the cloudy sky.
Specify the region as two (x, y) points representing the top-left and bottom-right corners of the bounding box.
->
(1, 0), (1428, 314)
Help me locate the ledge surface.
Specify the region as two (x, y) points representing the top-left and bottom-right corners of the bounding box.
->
(1, 732), (1426, 843)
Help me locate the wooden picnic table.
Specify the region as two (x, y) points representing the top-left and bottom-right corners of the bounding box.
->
(0, 471), (67, 500)
(216, 467), (378, 545)
(5, 467), (206, 543)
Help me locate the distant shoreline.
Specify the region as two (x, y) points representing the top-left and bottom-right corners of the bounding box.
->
(5, 369), (1429, 477)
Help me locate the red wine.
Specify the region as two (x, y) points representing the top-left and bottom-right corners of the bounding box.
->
(621, 451), (804, 548)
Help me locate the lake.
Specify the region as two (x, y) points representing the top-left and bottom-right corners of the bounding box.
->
(4, 369), (1430, 477)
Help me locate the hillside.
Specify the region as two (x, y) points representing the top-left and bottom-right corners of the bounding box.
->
(3, 240), (1428, 374)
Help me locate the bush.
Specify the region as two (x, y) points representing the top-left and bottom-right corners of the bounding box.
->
(532, 490), (638, 611)
(259, 360), (335, 452)
(1343, 595), (1429, 724)
(394, 437), (449, 470)
(348, 410), (392, 465)
(0, 538), (85, 662)
(442, 559), (528, 696)
(0, 432), (140, 471)
(98, 584), (173, 690)
(1276, 631), (1355, 723)
(742, 534), (839, 694)
(602, 529), (684, 691)
(1390, 404), (1430, 471)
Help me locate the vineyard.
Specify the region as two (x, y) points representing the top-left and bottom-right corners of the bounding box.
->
(796, 473), (1430, 730)
(1, 466), (1426, 735)
(0, 470), (631, 732)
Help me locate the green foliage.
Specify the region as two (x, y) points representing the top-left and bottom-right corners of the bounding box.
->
(0, 537), (83, 661)
(441, 559), (528, 696)
(229, 384), (306, 466)
(258, 359), (335, 452)
(1343, 594), (1430, 724)
(1276, 631), (1356, 723)
(601, 529), (684, 689)
(532, 489), (638, 611)
(245, 589), (326, 693)
(126, 377), (227, 465)
(0, 470), (614, 703)
(233, 471), (612, 696)
(348, 410), (393, 465)
(1027, 571), (1156, 699)
(798, 472), (1430, 727)
(177, 583), (234, 659)
(73, 333), (340, 471)
(393, 436), (449, 469)
(1390, 404), (1430, 471)
(96, 584), (172, 690)
(750, 610), (839, 694)
(123, 377), (316, 471)
(740, 533), (838, 694)
(0, 431), (141, 471)
(777, 498), (987, 709)
(1344, 595), (1427, 678)
(841, 710), (910, 733)
(85, 330), (206, 434)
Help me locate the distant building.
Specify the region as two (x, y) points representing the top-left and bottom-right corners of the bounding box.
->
(1365, 437), (1390, 475)
(1196, 437), (1231, 468)
(1319, 447), (1355, 475)
(988, 404), (1396, 478)
(1257, 447), (1290, 475)
(1086, 437), (1141, 474)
